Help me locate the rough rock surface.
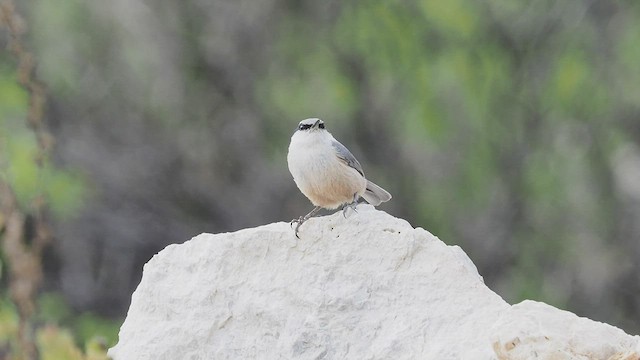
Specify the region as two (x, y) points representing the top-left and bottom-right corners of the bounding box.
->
(108, 205), (640, 359)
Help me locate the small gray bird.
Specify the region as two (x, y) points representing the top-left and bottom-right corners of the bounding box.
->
(287, 118), (392, 237)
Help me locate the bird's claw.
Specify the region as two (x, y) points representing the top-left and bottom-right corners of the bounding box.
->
(289, 216), (302, 227)
(342, 201), (359, 218)
(290, 206), (321, 238)
(290, 216), (305, 238)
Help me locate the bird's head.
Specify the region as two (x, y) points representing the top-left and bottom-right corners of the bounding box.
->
(296, 118), (326, 132)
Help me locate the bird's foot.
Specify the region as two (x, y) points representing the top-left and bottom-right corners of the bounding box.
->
(342, 201), (359, 218)
(342, 193), (361, 218)
(290, 216), (306, 238)
(290, 206), (321, 238)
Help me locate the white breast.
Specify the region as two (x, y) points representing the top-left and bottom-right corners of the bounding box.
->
(287, 131), (367, 209)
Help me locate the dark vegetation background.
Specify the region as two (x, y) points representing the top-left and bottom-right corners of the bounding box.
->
(1, 0), (639, 357)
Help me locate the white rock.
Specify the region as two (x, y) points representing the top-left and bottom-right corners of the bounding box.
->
(108, 205), (640, 360)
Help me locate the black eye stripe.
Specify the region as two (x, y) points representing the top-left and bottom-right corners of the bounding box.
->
(297, 122), (325, 131)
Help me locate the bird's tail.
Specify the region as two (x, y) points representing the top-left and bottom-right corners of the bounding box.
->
(362, 180), (392, 206)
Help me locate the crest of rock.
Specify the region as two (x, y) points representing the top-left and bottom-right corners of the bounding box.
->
(109, 205), (640, 359)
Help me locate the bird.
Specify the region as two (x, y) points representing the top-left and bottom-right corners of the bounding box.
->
(287, 118), (392, 237)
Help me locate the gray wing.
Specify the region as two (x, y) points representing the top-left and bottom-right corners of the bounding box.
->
(332, 140), (365, 177)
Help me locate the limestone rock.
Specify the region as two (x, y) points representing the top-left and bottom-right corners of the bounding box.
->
(108, 205), (640, 359)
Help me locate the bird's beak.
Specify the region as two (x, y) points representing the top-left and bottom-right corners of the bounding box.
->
(313, 119), (321, 128)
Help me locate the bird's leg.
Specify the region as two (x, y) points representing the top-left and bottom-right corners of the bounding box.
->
(290, 206), (321, 238)
(342, 193), (360, 218)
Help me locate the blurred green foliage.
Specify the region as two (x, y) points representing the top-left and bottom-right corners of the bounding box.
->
(0, 292), (116, 359)
(0, 17), (96, 358)
(0, 65), (86, 219)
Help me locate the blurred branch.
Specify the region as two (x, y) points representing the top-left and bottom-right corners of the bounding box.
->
(0, 183), (42, 360)
(0, 1), (54, 359)
(0, 0), (53, 162)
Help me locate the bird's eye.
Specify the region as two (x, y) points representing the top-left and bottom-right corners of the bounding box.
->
(318, 123), (325, 129)
(299, 124), (311, 130)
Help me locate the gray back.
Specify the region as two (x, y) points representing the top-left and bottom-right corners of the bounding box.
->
(332, 140), (364, 177)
